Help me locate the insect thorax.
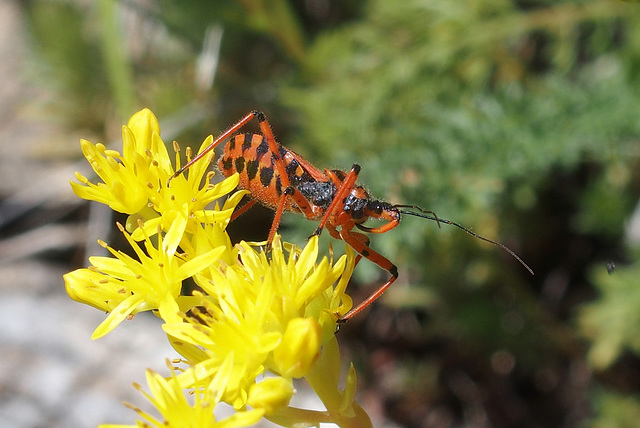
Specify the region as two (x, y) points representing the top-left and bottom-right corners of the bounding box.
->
(294, 180), (336, 209)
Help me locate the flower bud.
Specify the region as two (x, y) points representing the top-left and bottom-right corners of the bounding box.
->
(272, 317), (321, 378)
(247, 377), (294, 415)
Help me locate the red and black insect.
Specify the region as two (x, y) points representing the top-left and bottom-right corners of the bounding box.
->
(169, 111), (533, 323)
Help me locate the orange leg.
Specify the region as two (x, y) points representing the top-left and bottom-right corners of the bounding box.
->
(355, 218), (400, 234)
(337, 228), (398, 323)
(168, 111), (261, 185)
(230, 199), (257, 222)
(267, 187), (293, 244)
(326, 223), (366, 268)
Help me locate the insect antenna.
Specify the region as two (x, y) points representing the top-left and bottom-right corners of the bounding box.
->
(394, 204), (534, 275)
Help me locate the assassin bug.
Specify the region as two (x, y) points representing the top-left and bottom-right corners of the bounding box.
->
(169, 111), (533, 323)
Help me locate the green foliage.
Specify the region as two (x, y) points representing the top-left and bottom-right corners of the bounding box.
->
(588, 390), (640, 428)
(573, 162), (634, 237)
(578, 258), (640, 369)
(25, 1), (109, 130)
(284, 0), (640, 205)
(155, 0), (306, 61)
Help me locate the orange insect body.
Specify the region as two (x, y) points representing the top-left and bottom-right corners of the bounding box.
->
(170, 111), (532, 323)
(218, 132), (328, 217)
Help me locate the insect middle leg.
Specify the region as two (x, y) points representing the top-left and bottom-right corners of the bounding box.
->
(230, 199), (258, 222)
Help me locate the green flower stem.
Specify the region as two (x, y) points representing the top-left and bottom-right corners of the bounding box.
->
(266, 407), (336, 427)
(304, 337), (372, 428)
(265, 337), (372, 428)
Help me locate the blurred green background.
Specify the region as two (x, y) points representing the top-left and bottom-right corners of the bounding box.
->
(17, 0), (640, 426)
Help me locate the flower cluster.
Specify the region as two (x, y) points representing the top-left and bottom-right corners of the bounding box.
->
(64, 109), (371, 428)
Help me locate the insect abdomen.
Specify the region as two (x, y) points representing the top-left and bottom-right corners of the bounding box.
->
(217, 133), (295, 211)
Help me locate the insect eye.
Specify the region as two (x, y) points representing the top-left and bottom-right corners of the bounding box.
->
(367, 201), (383, 214)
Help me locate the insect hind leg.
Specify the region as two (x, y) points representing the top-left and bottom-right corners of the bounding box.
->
(168, 111), (263, 186)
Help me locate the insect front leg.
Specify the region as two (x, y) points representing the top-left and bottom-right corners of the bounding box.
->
(355, 217), (400, 234)
(337, 228), (398, 324)
(326, 223), (368, 269)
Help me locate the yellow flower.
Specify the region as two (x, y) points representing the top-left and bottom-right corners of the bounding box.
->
(163, 235), (355, 408)
(99, 364), (264, 428)
(271, 317), (322, 379)
(129, 135), (242, 241)
(64, 216), (226, 339)
(66, 108), (372, 427)
(70, 109), (161, 214)
(70, 108), (242, 238)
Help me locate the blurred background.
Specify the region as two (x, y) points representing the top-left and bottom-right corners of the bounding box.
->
(1, 0), (640, 426)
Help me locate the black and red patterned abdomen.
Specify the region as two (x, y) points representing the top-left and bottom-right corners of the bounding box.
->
(217, 133), (335, 218)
